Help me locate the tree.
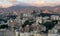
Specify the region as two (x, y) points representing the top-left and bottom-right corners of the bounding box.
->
(22, 19), (35, 27)
(0, 24), (8, 29)
(7, 14), (17, 19)
(42, 20), (58, 33)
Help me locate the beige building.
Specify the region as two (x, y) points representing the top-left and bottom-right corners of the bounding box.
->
(0, 29), (15, 36)
(31, 22), (46, 33)
(23, 25), (30, 32)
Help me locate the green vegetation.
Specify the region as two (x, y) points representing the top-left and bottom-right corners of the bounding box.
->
(42, 20), (58, 33)
(0, 25), (8, 29)
(22, 19), (35, 27)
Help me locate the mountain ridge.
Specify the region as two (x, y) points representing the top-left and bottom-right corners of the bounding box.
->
(0, 5), (60, 13)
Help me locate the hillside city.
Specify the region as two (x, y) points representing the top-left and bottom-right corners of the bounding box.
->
(0, 9), (60, 36)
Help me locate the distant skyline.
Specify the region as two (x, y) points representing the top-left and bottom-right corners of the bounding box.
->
(0, 0), (60, 8)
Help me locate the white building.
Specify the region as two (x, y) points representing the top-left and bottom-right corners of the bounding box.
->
(15, 30), (31, 36)
(36, 16), (43, 24)
(51, 15), (59, 20)
(48, 34), (58, 36)
(20, 12), (33, 24)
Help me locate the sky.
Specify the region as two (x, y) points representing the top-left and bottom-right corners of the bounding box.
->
(17, 0), (60, 3)
(0, 0), (60, 8)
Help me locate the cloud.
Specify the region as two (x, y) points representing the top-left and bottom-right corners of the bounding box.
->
(7, 0), (16, 3)
(0, 0), (17, 8)
(0, 4), (13, 8)
(28, 1), (60, 7)
(0, 0), (60, 8)
(20, 0), (60, 7)
(6, 0), (60, 7)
